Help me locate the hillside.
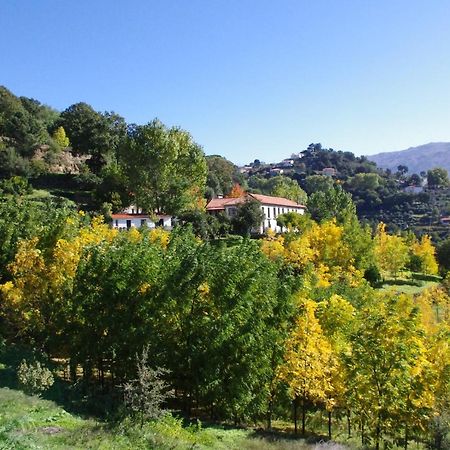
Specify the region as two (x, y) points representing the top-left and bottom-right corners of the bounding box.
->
(367, 142), (450, 174)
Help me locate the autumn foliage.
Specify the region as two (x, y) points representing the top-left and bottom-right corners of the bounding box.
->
(0, 201), (448, 448)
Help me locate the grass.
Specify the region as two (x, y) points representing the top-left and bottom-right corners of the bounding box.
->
(379, 279), (439, 295)
(0, 387), (349, 450)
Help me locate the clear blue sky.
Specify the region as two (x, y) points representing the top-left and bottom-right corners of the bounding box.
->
(2, 0), (450, 164)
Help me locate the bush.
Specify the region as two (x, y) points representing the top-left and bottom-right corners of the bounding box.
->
(411, 272), (442, 282)
(123, 346), (172, 426)
(17, 359), (54, 396)
(364, 265), (382, 286)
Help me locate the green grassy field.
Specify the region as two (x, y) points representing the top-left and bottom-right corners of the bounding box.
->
(379, 280), (439, 295)
(0, 388), (349, 450)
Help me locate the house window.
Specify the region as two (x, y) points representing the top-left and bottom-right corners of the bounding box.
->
(132, 208), (135, 214)
(267, 207), (271, 219)
(126, 220), (132, 229)
(273, 207), (276, 216)
(141, 219), (146, 227)
(282, 208), (285, 214)
(278, 207), (280, 216)
(115, 220), (118, 227)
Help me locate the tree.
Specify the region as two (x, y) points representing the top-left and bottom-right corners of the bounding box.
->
(277, 212), (312, 233)
(427, 168), (449, 188)
(437, 238), (450, 274)
(270, 176), (307, 205)
(118, 119), (207, 215)
(57, 103), (126, 173)
(302, 175), (334, 195)
(231, 199), (264, 236)
(123, 346), (172, 426)
(278, 298), (333, 434)
(347, 173), (380, 192)
(17, 359), (54, 396)
(227, 183), (245, 198)
(397, 165), (409, 176)
(52, 126), (70, 148)
(206, 155), (243, 197)
(374, 223), (408, 278)
(344, 294), (433, 450)
(410, 235), (439, 275)
(307, 186), (356, 224)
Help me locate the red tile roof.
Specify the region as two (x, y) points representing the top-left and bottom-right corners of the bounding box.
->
(248, 193), (305, 208)
(205, 197), (244, 210)
(111, 214), (150, 219)
(206, 194), (306, 211)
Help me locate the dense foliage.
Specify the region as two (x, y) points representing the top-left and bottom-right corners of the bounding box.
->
(0, 191), (448, 448)
(1, 86), (450, 448)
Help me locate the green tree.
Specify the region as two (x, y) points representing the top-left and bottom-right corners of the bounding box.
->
(427, 167), (449, 188)
(118, 119), (207, 215)
(231, 199), (264, 236)
(123, 346), (172, 426)
(277, 212), (312, 233)
(0, 87), (57, 156)
(302, 175), (334, 195)
(307, 186), (356, 224)
(437, 238), (450, 274)
(270, 176), (307, 204)
(206, 155), (243, 197)
(57, 103), (126, 173)
(345, 294), (433, 450)
(52, 126), (70, 148)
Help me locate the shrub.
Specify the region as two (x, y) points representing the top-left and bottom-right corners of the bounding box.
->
(17, 359), (54, 396)
(123, 346), (172, 427)
(364, 265), (382, 286)
(411, 272), (442, 282)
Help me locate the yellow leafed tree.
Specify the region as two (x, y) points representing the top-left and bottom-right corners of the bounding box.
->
(374, 223), (408, 278)
(278, 298), (334, 434)
(411, 235), (439, 274)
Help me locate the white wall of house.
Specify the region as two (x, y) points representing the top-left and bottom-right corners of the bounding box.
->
(224, 203), (305, 234)
(122, 205), (144, 214)
(260, 204), (305, 233)
(112, 215), (172, 230)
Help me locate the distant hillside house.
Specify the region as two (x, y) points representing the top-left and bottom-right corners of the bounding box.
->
(111, 206), (172, 230)
(321, 167), (337, 177)
(206, 193), (306, 234)
(402, 185), (424, 194)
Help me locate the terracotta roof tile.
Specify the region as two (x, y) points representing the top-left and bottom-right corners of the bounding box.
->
(206, 194), (306, 211)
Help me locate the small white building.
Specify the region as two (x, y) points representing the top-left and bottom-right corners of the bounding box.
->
(403, 185), (424, 194)
(206, 193), (306, 234)
(321, 167), (337, 177)
(111, 206), (172, 230)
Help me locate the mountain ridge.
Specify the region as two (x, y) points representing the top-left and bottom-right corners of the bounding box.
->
(367, 142), (450, 174)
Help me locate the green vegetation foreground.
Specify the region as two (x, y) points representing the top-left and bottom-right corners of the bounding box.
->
(0, 196), (449, 449)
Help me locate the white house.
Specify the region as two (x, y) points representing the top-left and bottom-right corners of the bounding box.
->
(403, 185), (424, 194)
(206, 193), (306, 234)
(111, 206), (172, 230)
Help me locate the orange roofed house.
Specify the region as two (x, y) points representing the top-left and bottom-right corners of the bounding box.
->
(111, 206), (173, 230)
(206, 193), (306, 234)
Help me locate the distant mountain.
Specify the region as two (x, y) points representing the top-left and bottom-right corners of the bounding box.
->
(367, 142), (450, 174)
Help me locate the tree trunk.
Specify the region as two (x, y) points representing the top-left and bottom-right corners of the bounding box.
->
(361, 417), (365, 446)
(375, 422), (381, 450)
(404, 425), (408, 450)
(301, 396), (306, 435)
(293, 397), (298, 435)
(267, 397), (273, 430)
(328, 410), (332, 439)
(347, 409), (351, 438)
